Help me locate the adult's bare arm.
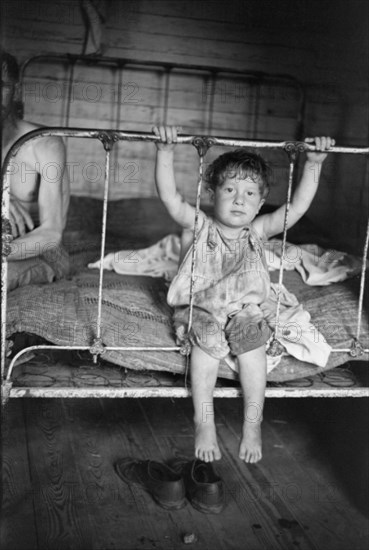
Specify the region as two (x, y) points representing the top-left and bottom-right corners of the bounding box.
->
(8, 137), (68, 261)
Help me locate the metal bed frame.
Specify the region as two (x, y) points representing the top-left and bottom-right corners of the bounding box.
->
(2, 128), (369, 404)
(18, 53), (307, 137)
(1, 53), (368, 403)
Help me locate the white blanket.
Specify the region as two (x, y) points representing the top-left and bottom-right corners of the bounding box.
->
(264, 239), (366, 285)
(89, 234), (180, 281)
(89, 235), (365, 286)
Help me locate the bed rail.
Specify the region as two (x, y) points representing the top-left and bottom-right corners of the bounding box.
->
(2, 128), (369, 404)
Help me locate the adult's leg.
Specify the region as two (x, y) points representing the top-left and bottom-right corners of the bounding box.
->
(7, 245), (70, 291)
(7, 257), (56, 291)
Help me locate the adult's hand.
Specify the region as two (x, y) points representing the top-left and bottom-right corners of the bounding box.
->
(9, 195), (34, 238)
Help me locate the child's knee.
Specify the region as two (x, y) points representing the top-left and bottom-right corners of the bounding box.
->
(227, 317), (271, 356)
(192, 319), (224, 348)
(190, 318), (228, 359)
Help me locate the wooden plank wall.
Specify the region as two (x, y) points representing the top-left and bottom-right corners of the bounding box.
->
(1, 0), (368, 253)
(19, 60), (301, 205)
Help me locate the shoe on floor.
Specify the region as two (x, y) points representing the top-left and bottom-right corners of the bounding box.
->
(171, 458), (224, 514)
(115, 457), (186, 510)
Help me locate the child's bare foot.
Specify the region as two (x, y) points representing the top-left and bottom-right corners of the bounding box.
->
(239, 421), (262, 463)
(194, 421), (222, 462)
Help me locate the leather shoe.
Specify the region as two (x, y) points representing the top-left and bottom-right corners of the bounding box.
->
(172, 458), (224, 514)
(115, 457), (186, 510)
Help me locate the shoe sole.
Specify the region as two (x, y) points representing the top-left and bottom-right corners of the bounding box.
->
(189, 498), (224, 514)
(153, 495), (187, 510)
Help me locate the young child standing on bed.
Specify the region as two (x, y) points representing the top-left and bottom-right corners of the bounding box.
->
(153, 125), (334, 464)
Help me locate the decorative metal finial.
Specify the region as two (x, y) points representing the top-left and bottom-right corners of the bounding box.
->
(349, 338), (364, 357)
(283, 141), (305, 162)
(97, 131), (119, 151)
(90, 337), (106, 357)
(192, 136), (215, 157)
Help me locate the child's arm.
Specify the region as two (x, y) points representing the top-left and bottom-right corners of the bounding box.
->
(254, 136), (335, 240)
(153, 125), (197, 229)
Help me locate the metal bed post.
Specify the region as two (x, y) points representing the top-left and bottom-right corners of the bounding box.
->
(90, 132), (114, 363)
(252, 80), (261, 139)
(1, 128), (369, 404)
(162, 69), (171, 126)
(203, 71), (217, 135)
(112, 61), (124, 173)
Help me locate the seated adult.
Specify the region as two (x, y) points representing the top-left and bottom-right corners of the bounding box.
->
(1, 50), (70, 291)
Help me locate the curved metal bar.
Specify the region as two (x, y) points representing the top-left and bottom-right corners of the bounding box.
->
(6, 346), (90, 382)
(6, 344), (183, 381)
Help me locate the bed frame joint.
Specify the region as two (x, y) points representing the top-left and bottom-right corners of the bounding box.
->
(89, 337), (106, 360)
(1, 380), (12, 407)
(97, 131), (119, 151)
(266, 337), (285, 357)
(179, 341), (192, 356)
(349, 338), (364, 357)
(284, 141), (306, 162)
(192, 136), (215, 157)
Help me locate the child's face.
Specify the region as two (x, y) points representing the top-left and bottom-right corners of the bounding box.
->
(211, 175), (265, 231)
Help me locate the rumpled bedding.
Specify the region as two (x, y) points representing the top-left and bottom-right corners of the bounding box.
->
(88, 233), (367, 372)
(89, 234), (181, 281)
(265, 240), (367, 285)
(89, 234), (366, 286)
(5, 197), (369, 382)
(6, 266), (369, 382)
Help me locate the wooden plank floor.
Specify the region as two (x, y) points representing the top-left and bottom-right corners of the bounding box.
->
(1, 397), (368, 550)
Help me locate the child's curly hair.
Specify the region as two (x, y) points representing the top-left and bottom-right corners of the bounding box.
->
(205, 148), (271, 198)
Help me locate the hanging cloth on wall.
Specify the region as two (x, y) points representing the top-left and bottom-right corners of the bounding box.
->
(80, 0), (106, 55)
